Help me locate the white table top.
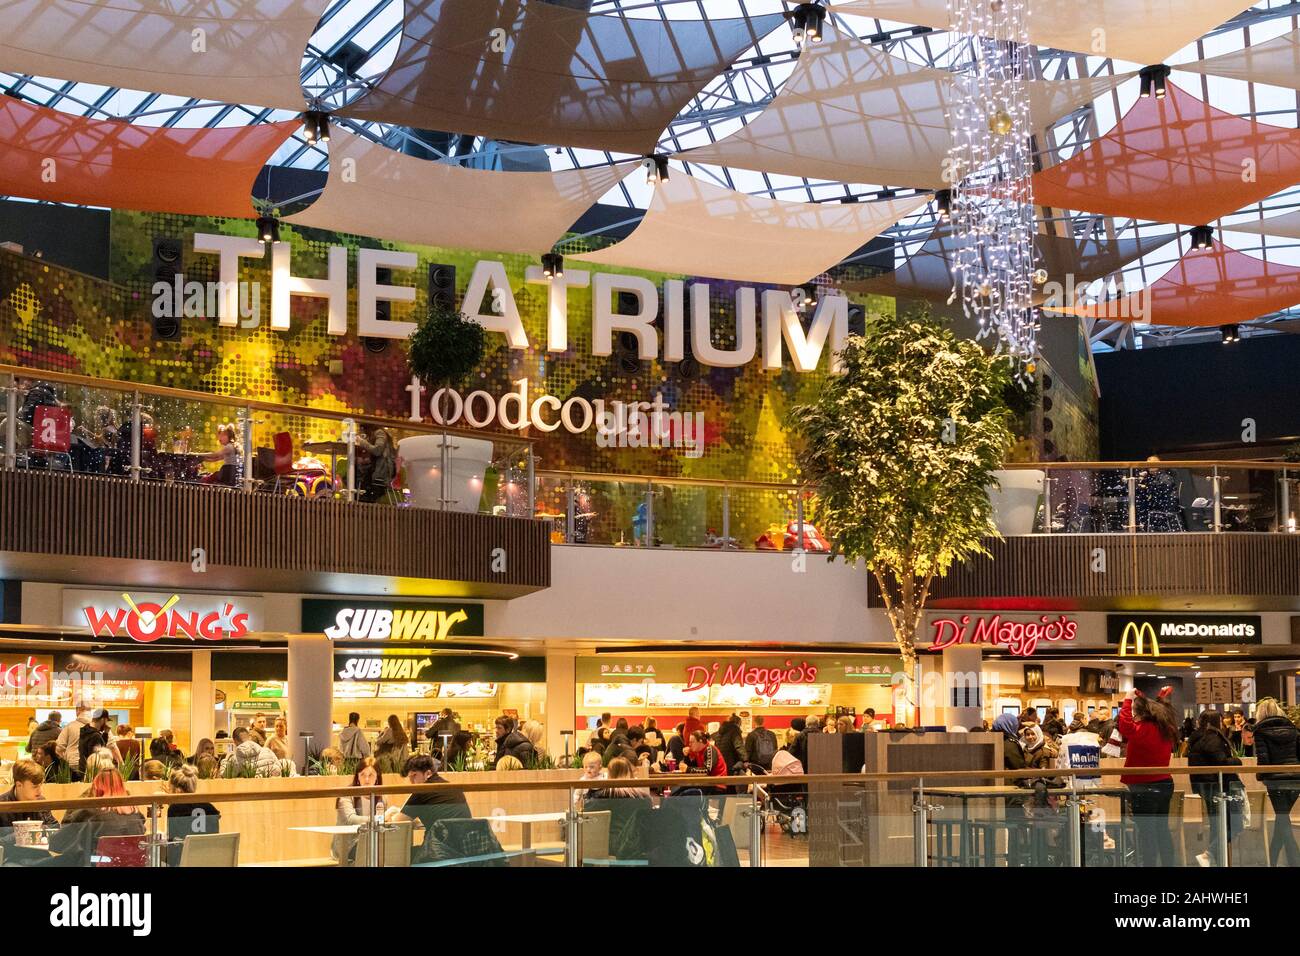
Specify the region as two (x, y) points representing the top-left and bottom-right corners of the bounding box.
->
(482, 812), (567, 824)
(289, 825), (361, 835)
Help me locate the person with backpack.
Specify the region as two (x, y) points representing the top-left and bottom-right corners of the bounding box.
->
(745, 715), (778, 771)
(712, 714), (747, 770)
(1185, 708), (1243, 867)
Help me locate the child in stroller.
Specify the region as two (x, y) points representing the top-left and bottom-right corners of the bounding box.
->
(751, 750), (808, 835)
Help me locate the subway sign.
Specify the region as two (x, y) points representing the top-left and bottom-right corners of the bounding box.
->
(335, 653), (434, 682)
(1107, 614), (1262, 657)
(303, 599), (484, 641)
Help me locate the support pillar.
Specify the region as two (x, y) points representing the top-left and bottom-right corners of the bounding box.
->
(288, 634), (334, 768)
(941, 645), (985, 730)
(190, 650), (215, 751)
(544, 650), (576, 762)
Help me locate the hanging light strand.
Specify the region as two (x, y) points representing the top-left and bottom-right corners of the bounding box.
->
(945, 0), (1039, 372)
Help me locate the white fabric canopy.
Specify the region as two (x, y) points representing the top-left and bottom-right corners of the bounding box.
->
(1224, 209), (1300, 239)
(286, 130), (637, 253)
(833, 0), (1251, 65)
(0, 0), (325, 110)
(571, 173), (931, 284)
(1178, 29), (1300, 90)
(676, 28), (1124, 189)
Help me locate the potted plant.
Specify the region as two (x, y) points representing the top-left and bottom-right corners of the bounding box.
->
(402, 299), (496, 511)
(790, 306), (1014, 722)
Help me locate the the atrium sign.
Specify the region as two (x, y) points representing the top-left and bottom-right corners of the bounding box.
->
(190, 234), (850, 374)
(928, 614), (1078, 657)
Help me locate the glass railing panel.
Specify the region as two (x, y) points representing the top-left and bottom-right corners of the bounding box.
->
(6, 380), (134, 478)
(647, 483), (710, 549)
(138, 394), (247, 488)
(1217, 468), (1282, 532)
(725, 486), (804, 553)
(533, 474), (569, 542)
(1042, 468), (1131, 533)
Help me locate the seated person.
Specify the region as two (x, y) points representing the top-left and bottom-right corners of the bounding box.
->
(201, 424), (240, 486)
(48, 769), (145, 866)
(0, 759), (59, 847)
(587, 757), (651, 801)
(384, 754), (472, 862)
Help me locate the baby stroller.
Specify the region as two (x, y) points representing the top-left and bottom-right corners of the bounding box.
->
(744, 763), (808, 836)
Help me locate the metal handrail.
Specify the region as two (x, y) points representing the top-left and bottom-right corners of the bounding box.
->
(10, 763), (1300, 814)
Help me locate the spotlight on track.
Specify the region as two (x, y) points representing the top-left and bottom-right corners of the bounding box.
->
(790, 3), (827, 47)
(1220, 324), (1239, 344)
(1139, 64), (1171, 99)
(541, 252), (564, 279)
(643, 154), (669, 185)
(301, 110), (331, 145)
(1188, 224), (1214, 251)
(256, 215), (281, 244)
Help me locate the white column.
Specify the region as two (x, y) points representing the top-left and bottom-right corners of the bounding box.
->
(190, 650), (215, 748)
(288, 634), (334, 767)
(544, 650), (576, 762)
(942, 645), (985, 730)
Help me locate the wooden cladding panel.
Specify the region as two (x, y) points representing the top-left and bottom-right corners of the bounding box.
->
(0, 472), (549, 588)
(869, 533), (1300, 603)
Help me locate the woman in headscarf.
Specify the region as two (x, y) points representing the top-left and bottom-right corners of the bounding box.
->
(993, 713), (1027, 774)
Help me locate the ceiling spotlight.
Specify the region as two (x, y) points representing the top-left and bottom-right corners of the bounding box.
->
(935, 188), (952, 222)
(301, 109), (331, 145)
(1188, 224), (1214, 250)
(643, 154), (670, 185)
(541, 252), (564, 279)
(1139, 64), (1171, 100)
(790, 3), (827, 47)
(256, 215), (281, 245)
(1220, 323), (1239, 344)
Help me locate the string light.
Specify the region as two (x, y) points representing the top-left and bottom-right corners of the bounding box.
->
(945, 0), (1039, 372)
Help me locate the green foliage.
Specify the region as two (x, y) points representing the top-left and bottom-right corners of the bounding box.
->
(48, 761), (73, 785)
(405, 299), (487, 389)
(118, 751), (138, 783)
(221, 759), (259, 779)
(1285, 704), (1300, 729)
(790, 307), (1014, 664)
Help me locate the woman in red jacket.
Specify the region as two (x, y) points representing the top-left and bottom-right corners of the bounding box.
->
(1118, 690), (1179, 867)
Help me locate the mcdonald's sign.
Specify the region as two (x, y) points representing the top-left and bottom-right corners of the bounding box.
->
(1106, 614), (1262, 657)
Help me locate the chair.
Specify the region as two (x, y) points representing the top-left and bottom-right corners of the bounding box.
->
(93, 834), (148, 867)
(25, 404), (73, 472)
(1234, 789), (1269, 867)
(1167, 789), (1187, 866)
(270, 432), (295, 493)
(578, 810), (612, 865)
(354, 821), (412, 867)
(179, 832), (240, 867)
(720, 797), (757, 852)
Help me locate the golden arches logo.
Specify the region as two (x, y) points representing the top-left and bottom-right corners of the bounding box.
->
(1119, 621), (1160, 658)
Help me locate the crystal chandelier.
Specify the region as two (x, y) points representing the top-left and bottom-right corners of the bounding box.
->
(945, 0), (1040, 370)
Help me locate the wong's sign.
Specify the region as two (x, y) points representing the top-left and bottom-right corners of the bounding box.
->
(189, 235), (851, 374)
(929, 614), (1078, 657)
(64, 590), (260, 643)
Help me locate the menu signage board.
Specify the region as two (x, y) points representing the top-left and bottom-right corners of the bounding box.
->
(53, 652), (191, 683)
(303, 599), (484, 641)
(1078, 667), (1119, 695)
(63, 589), (262, 643)
(1106, 614), (1262, 656)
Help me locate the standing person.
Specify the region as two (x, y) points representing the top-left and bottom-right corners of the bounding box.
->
(334, 756), (384, 865)
(55, 706), (90, 767)
(492, 716), (534, 766)
(113, 726), (142, 777)
(429, 708), (460, 753)
(683, 707), (705, 741)
(713, 714), (747, 770)
(745, 715), (778, 771)
(443, 730), (475, 770)
(643, 717), (666, 758)
(355, 426), (397, 502)
(1117, 690), (1179, 867)
(26, 710), (61, 755)
(338, 712), (371, 760)
(1042, 708), (1067, 740)
(521, 720), (546, 761)
(1252, 697), (1300, 867)
(223, 727), (282, 777)
(190, 738), (217, 766)
(375, 714), (410, 775)
(77, 709), (120, 778)
(1185, 709), (1243, 867)
(48, 769), (145, 866)
(268, 718), (290, 755)
(150, 729), (181, 768)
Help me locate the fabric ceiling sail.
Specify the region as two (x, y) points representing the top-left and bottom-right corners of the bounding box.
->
(0, 0), (326, 111)
(1178, 29), (1300, 90)
(1043, 241), (1300, 327)
(285, 130), (637, 253)
(1225, 208), (1300, 239)
(569, 173), (930, 285)
(675, 25), (1124, 190)
(0, 97), (294, 218)
(339, 0), (784, 154)
(1032, 82), (1300, 225)
(832, 0), (1251, 65)
(841, 230), (1175, 302)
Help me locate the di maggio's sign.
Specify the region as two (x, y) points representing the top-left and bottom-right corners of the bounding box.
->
(303, 599), (484, 641)
(929, 614), (1078, 657)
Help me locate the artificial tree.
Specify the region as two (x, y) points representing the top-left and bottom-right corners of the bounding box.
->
(790, 307), (1015, 721)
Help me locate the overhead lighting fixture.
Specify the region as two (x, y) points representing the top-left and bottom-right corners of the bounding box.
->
(541, 252), (564, 279)
(301, 109), (331, 145)
(1220, 323), (1239, 344)
(1188, 224), (1214, 250)
(935, 189), (952, 222)
(643, 154), (670, 185)
(1139, 64), (1171, 100)
(790, 3), (827, 47)
(256, 215), (281, 245)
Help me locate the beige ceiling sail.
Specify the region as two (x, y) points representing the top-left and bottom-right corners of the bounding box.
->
(339, 0), (784, 154)
(675, 25), (1125, 190)
(1178, 29), (1300, 90)
(0, 0), (326, 111)
(1224, 208), (1300, 239)
(832, 0), (1251, 65)
(569, 172), (931, 284)
(286, 130), (637, 253)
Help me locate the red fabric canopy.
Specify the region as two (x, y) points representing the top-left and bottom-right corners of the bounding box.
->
(0, 97), (295, 218)
(1033, 83), (1300, 226)
(1049, 241), (1300, 327)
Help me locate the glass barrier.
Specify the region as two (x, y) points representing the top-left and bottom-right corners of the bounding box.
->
(3, 766), (1299, 868)
(1216, 467), (1282, 533)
